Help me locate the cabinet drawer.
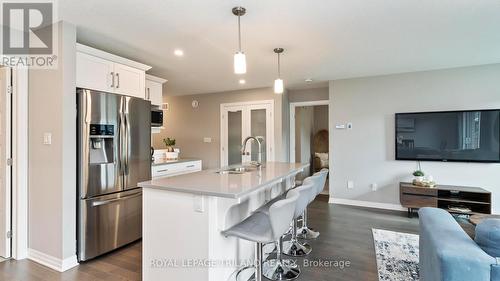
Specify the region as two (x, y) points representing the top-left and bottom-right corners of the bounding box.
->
(152, 160), (202, 178)
(401, 194), (437, 208)
(401, 186), (438, 196)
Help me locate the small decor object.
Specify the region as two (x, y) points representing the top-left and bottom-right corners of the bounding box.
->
(162, 137), (176, 152)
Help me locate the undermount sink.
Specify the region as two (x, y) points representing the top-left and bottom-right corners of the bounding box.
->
(216, 165), (257, 174)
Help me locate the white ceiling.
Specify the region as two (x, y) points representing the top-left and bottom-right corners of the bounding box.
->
(60, 0), (500, 96)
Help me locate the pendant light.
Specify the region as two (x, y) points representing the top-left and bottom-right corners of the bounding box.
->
(274, 48), (284, 94)
(232, 6), (247, 74)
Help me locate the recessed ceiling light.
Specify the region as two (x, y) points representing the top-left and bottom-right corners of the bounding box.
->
(174, 49), (184, 56)
(239, 79), (246, 84)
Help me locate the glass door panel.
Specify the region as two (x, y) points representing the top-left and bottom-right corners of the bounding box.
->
(250, 109), (267, 163)
(227, 110), (243, 165)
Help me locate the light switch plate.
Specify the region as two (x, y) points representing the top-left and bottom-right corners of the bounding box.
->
(347, 180), (354, 189)
(43, 133), (52, 145)
(203, 137), (212, 143)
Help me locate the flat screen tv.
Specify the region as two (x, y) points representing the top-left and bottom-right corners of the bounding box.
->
(395, 110), (500, 163)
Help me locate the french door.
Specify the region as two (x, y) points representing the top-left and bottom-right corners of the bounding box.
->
(220, 100), (274, 167)
(0, 67), (12, 259)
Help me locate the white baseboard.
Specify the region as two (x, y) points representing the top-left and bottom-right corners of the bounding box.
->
(329, 198), (406, 211)
(28, 248), (78, 272)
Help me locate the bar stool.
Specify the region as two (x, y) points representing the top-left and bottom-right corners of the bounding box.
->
(222, 190), (300, 281)
(282, 181), (314, 257)
(297, 169), (328, 240)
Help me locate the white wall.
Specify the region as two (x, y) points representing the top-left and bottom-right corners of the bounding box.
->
(329, 64), (500, 213)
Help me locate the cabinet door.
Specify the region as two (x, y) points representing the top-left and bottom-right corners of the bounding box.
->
(76, 52), (114, 92)
(145, 79), (163, 106)
(114, 63), (145, 99)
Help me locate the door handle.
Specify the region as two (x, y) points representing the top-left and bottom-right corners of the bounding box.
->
(91, 192), (142, 207)
(111, 72), (115, 88)
(116, 73), (120, 88)
(186, 165), (195, 168)
(157, 169), (169, 173)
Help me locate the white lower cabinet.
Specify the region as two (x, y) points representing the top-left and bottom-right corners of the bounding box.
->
(152, 160), (202, 178)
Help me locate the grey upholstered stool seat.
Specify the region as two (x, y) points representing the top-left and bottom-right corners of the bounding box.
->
(222, 190), (300, 281)
(282, 181), (314, 257)
(297, 169), (328, 240)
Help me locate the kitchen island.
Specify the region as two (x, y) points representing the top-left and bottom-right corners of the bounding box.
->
(139, 162), (308, 281)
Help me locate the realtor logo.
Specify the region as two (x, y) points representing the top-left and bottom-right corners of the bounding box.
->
(1, 1), (57, 68)
(2, 2), (53, 54)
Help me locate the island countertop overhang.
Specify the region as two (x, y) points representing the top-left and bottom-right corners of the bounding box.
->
(138, 162), (309, 199)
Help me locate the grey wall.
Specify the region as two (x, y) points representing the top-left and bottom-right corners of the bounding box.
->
(329, 64), (500, 213)
(28, 22), (77, 261)
(289, 87), (328, 103)
(313, 105), (328, 134)
(295, 107), (314, 163)
(153, 87), (289, 169)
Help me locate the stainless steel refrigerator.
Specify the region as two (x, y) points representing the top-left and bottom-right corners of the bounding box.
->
(77, 88), (151, 261)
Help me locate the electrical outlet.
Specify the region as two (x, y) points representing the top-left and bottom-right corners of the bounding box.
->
(371, 183), (378, 191)
(347, 180), (354, 189)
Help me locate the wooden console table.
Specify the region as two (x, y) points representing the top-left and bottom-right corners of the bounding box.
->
(400, 182), (491, 217)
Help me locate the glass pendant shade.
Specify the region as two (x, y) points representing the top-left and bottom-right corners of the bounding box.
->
(274, 78), (284, 94)
(234, 52), (246, 74)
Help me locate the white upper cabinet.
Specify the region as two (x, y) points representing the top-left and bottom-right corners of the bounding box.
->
(76, 52), (114, 93)
(145, 74), (167, 106)
(76, 44), (151, 99)
(113, 64), (145, 98)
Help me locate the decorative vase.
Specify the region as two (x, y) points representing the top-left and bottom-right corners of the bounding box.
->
(414, 176), (424, 183)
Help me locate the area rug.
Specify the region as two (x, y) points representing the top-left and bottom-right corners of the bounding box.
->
(372, 229), (419, 281)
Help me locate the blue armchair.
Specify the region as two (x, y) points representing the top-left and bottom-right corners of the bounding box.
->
(419, 207), (500, 281)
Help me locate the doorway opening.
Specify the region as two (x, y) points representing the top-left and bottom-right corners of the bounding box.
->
(290, 100), (329, 195)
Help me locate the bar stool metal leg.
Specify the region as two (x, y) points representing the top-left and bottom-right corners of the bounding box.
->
(234, 242), (263, 281)
(262, 236), (300, 280)
(282, 218), (312, 257)
(296, 209), (320, 240)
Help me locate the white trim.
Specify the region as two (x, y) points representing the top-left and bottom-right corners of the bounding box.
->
(289, 100), (329, 163)
(11, 67), (28, 260)
(220, 100), (275, 167)
(329, 198), (406, 211)
(76, 43), (151, 71)
(28, 248), (79, 272)
(145, 74), (167, 84)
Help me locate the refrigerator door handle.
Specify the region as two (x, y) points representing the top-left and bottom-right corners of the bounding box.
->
(124, 108), (130, 176)
(91, 192), (142, 207)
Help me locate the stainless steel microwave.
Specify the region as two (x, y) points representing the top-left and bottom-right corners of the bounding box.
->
(151, 109), (163, 127)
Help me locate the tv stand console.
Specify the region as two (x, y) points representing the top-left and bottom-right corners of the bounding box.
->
(399, 182), (491, 217)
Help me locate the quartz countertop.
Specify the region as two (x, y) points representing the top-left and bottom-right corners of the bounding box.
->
(139, 162), (309, 198)
(151, 158), (201, 166)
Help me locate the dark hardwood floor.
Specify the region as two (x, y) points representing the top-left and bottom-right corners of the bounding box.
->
(0, 197), (419, 281)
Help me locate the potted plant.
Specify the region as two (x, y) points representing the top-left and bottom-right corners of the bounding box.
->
(413, 161), (425, 183)
(413, 170), (425, 183)
(162, 138), (176, 152)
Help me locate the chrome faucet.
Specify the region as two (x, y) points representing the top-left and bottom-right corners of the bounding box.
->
(241, 136), (263, 167)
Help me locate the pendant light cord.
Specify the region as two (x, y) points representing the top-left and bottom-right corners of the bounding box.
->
(237, 15), (242, 52)
(277, 53), (281, 78)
